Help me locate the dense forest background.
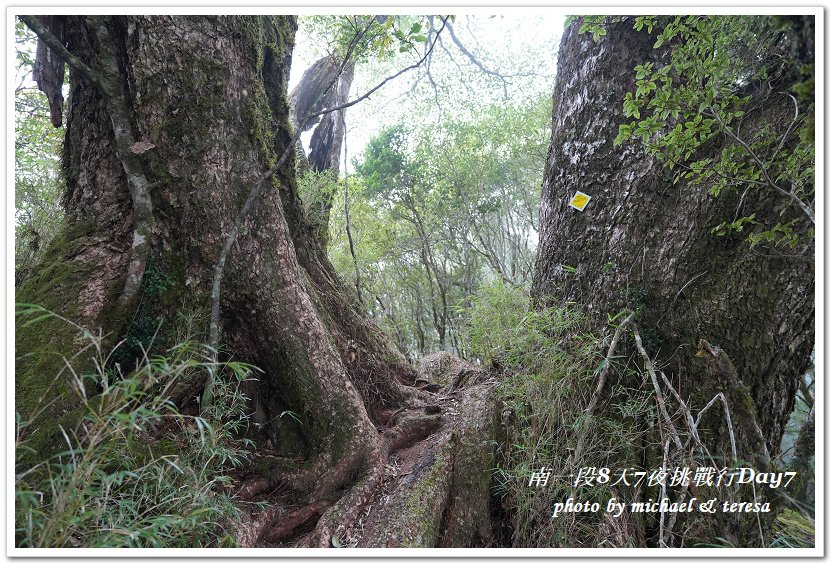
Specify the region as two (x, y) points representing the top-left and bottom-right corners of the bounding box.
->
(14, 13), (816, 550)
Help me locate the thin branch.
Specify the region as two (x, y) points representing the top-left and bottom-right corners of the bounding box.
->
(632, 324), (683, 450)
(799, 372), (814, 409)
(658, 146), (773, 190)
(770, 93), (800, 164)
(424, 39), (446, 118)
(658, 437), (671, 547)
(710, 102), (814, 224)
(304, 17), (449, 122)
(695, 392), (738, 463)
(659, 371), (717, 469)
(21, 15), (156, 307)
(656, 270), (708, 328)
(18, 15), (103, 89)
(663, 479), (692, 546)
(445, 19), (509, 98)
(569, 312), (635, 469)
(341, 112), (364, 307)
(86, 16), (156, 307)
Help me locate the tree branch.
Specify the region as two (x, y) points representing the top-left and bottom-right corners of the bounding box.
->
(770, 93), (800, 163)
(445, 19), (509, 98)
(569, 312), (635, 470)
(341, 112), (364, 306)
(799, 372), (814, 409)
(86, 16), (156, 307)
(632, 324), (683, 450)
(19, 15), (103, 90)
(710, 102), (815, 224)
(304, 17), (449, 122)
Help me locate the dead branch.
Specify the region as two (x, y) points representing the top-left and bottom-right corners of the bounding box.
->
(569, 312), (634, 469)
(695, 392), (738, 463)
(19, 16), (101, 88)
(632, 324), (683, 450)
(659, 371), (717, 468)
(658, 437), (671, 547)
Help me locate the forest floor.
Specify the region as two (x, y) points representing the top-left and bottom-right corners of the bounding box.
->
(229, 353), (497, 548)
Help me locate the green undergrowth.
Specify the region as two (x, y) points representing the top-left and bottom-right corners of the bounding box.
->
(15, 304), (259, 548)
(469, 282), (815, 548)
(770, 508), (815, 548)
(468, 281), (651, 547)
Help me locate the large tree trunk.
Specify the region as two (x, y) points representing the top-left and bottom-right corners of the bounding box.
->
(531, 18), (814, 547)
(16, 15), (498, 548)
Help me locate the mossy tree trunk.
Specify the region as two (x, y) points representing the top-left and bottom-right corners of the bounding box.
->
(531, 18), (813, 547)
(17, 14), (499, 547)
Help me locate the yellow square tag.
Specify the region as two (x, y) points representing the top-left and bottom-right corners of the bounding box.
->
(569, 191), (591, 211)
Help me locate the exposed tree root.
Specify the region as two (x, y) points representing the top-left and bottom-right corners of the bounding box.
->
(232, 351), (497, 548)
(262, 500), (334, 544)
(235, 504), (284, 548)
(385, 412), (442, 453)
(319, 383), (498, 547)
(309, 443), (388, 547)
(235, 475), (271, 501)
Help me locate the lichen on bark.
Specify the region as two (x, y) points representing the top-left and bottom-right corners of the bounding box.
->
(17, 15), (505, 548)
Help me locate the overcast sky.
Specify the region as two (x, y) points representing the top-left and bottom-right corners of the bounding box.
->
(288, 13), (566, 167)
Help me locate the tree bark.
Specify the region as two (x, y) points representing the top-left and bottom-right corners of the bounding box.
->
(531, 18), (813, 547)
(289, 55), (355, 247)
(16, 14), (499, 548)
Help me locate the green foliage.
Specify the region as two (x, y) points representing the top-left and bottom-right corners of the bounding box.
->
(340, 14), (558, 137)
(331, 99), (548, 358)
(611, 15), (814, 247)
(300, 15), (435, 64)
(353, 124), (414, 203)
(573, 15), (611, 40)
(297, 168), (339, 225)
(770, 509), (815, 548)
(15, 305), (258, 548)
(466, 280), (529, 365)
(142, 263), (175, 297)
(15, 20), (65, 282)
(107, 262), (179, 372)
(466, 283), (650, 546)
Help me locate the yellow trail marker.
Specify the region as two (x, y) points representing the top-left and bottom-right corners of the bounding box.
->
(569, 191), (591, 211)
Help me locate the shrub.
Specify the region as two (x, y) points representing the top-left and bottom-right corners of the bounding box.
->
(15, 304), (257, 548)
(466, 282), (650, 547)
